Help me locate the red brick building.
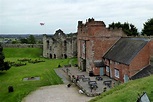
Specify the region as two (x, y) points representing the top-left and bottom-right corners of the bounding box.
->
(77, 18), (153, 83)
(150, 38), (153, 57)
(77, 18), (126, 75)
(103, 38), (150, 82)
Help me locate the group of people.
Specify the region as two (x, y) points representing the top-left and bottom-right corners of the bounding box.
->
(66, 75), (84, 94)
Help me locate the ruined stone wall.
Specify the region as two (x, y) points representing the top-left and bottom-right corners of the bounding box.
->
(43, 35), (48, 57)
(43, 29), (77, 59)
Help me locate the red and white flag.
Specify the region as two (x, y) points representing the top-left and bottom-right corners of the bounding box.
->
(40, 22), (45, 26)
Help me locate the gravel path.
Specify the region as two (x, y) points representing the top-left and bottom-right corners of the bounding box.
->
(22, 84), (93, 102)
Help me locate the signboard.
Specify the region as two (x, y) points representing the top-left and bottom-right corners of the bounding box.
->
(137, 92), (150, 102)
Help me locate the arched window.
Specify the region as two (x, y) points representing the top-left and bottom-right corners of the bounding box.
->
(64, 40), (67, 51)
(64, 40), (67, 46)
(47, 40), (49, 49)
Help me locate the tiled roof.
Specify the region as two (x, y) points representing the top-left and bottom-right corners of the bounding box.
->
(94, 60), (106, 67)
(130, 65), (153, 80)
(103, 38), (149, 65)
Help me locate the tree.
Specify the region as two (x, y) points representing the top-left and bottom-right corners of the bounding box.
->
(109, 22), (139, 36)
(28, 35), (36, 44)
(142, 18), (153, 36)
(0, 44), (10, 71)
(20, 38), (28, 44)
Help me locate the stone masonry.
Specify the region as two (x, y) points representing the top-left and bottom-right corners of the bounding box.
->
(43, 29), (77, 59)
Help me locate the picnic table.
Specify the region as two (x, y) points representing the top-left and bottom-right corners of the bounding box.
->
(95, 76), (103, 81)
(103, 80), (112, 88)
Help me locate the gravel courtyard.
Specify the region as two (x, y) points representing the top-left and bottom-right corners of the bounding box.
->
(22, 84), (93, 102)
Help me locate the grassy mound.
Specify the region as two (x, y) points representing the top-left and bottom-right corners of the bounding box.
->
(0, 48), (76, 102)
(90, 75), (153, 102)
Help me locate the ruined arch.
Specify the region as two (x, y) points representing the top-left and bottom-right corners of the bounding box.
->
(54, 54), (56, 59)
(50, 54), (52, 59)
(63, 54), (67, 59)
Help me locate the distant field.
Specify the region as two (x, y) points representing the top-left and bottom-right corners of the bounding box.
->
(0, 48), (77, 102)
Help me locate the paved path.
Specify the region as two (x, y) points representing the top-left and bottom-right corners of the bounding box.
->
(61, 67), (117, 96)
(22, 68), (94, 102)
(22, 84), (93, 102)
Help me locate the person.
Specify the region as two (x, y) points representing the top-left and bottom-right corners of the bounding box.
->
(67, 83), (71, 88)
(79, 90), (83, 94)
(90, 85), (94, 92)
(76, 78), (79, 83)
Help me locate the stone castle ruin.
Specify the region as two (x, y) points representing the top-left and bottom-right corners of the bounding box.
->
(43, 29), (77, 59)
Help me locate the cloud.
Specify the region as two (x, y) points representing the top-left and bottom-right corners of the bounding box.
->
(0, 0), (153, 34)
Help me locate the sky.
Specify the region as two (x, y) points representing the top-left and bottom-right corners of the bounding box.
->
(0, 0), (153, 34)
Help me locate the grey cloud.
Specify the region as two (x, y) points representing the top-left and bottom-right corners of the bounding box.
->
(0, 0), (153, 34)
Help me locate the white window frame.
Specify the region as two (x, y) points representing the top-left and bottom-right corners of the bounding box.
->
(115, 69), (119, 78)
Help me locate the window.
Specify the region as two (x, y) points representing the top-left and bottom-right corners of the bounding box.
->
(110, 60), (113, 64)
(115, 69), (119, 78)
(47, 40), (49, 49)
(106, 66), (110, 72)
(82, 41), (86, 58)
(115, 62), (119, 65)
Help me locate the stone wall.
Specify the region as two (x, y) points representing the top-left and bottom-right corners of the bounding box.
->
(2, 44), (43, 48)
(43, 29), (77, 59)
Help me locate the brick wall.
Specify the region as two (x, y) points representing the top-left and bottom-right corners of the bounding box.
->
(129, 43), (150, 77)
(103, 43), (150, 83)
(150, 40), (153, 57)
(104, 59), (129, 82)
(77, 18), (126, 75)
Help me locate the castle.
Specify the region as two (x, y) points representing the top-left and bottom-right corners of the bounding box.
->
(43, 29), (77, 59)
(77, 18), (153, 82)
(43, 18), (153, 82)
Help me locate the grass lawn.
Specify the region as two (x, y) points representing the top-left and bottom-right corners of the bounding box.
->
(0, 48), (77, 102)
(90, 75), (153, 102)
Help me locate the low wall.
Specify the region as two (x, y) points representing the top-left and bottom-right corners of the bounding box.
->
(2, 44), (43, 48)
